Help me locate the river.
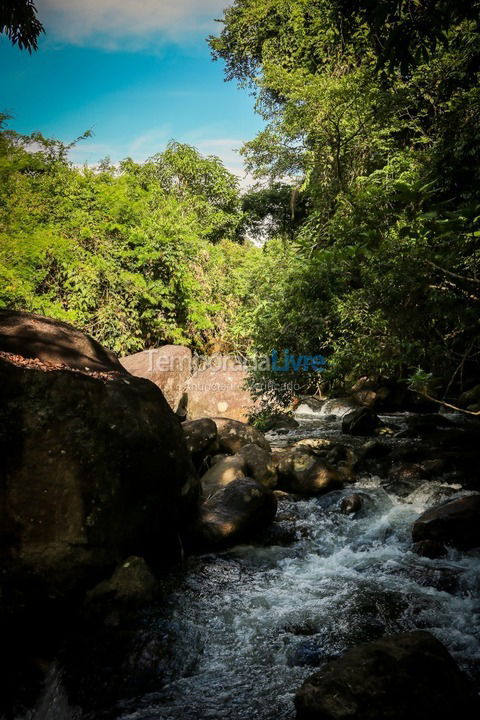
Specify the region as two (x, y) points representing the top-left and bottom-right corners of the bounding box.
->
(21, 407), (480, 720)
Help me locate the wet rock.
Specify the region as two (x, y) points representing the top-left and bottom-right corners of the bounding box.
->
(238, 443), (277, 488)
(276, 448), (343, 496)
(412, 495), (480, 551)
(0, 309), (124, 373)
(342, 407), (381, 436)
(185, 356), (256, 422)
(340, 493), (363, 514)
(259, 413), (300, 432)
(385, 463), (428, 496)
(0, 320), (200, 598)
(403, 413), (453, 437)
(294, 396), (325, 415)
(295, 631), (480, 720)
(412, 539), (446, 559)
(200, 455), (247, 497)
(194, 477), (277, 549)
(120, 345), (192, 413)
(213, 417), (271, 454)
(85, 556), (157, 625)
(182, 418), (218, 455)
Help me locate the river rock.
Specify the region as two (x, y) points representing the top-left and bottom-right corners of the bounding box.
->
(185, 356), (255, 422)
(412, 495), (480, 551)
(295, 630), (479, 720)
(258, 413), (300, 432)
(0, 319), (200, 598)
(213, 417), (271, 454)
(120, 346), (192, 413)
(195, 477), (277, 548)
(85, 556), (157, 624)
(200, 455), (247, 497)
(458, 383), (480, 409)
(340, 493), (363, 514)
(276, 448), (342, 496)
(182, 418), (218, 456)
(0, 309), (124, 373)
(238, 443), (277, 488)
(342, 407), (381, 435)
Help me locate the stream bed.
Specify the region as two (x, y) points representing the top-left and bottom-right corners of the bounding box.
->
(22, 410), (480, 720)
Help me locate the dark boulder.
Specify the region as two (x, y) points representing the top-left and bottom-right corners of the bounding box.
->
(213, 417), (271, 454)
(412, 495), (480, 551)
(342, 408), (381, 436)
(182, 418), (218, 456)
(403, 413), (453, 437)
(258, 413), (300, 432)
(85, 556), (157, 625)
(194, 477), (277, 549)
(340, 493), (363, 514)
(295, 631), (479, 720)
(0, 309), (124, 373)
(238, 443), (277, 488)
(0, 334), (199, 598)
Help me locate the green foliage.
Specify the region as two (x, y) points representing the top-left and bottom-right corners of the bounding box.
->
(211, 0), (480, 404)
(0, 0), (44, 52)
(0, 118), (258, 355)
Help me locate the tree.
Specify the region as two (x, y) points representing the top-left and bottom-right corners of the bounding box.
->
(0, 0), (44, 52)
(210, 0), (480, 405)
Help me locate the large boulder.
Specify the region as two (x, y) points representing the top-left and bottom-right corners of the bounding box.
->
(0, 310), (124, 373)
(412, 495), (480, 551)
(295, 631), (479, 720)
(0, 320), (200, 598)
(276, 447), (342, 496)
(194, 477), (277, 549)
(120, 346), (192, 413)
(185, 356), (255, 422)
(342, 407), (381, 436)
(213, 417), (271, 454)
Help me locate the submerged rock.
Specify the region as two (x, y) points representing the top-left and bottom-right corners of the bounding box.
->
(412, 494), (480, 551)
(295, 631), (479, 720)
(194, 477), (277, 549)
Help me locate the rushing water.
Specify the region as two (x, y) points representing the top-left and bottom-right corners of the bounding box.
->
(20, 410), (480, 720)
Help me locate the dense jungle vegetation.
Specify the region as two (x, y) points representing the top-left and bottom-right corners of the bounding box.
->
(2, 0), (480, 405)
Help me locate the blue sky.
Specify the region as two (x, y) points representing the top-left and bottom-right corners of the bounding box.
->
(0, 0), (263, 184)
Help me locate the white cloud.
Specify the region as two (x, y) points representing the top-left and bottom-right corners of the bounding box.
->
(38, 0), (227, 46)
